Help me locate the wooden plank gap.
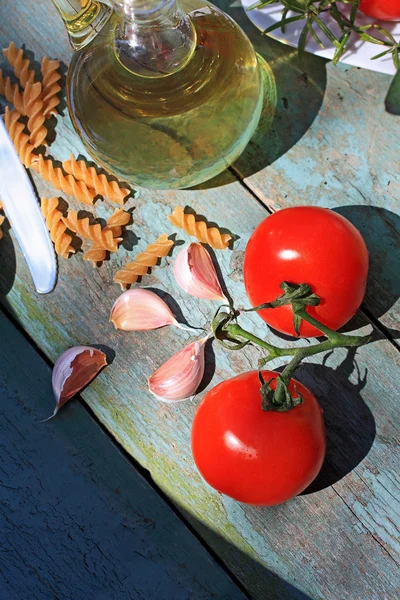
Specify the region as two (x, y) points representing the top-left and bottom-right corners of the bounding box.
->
(360, 304), (400, 353)
(228, 165), (275, 215)
(80, 390), (254, 600)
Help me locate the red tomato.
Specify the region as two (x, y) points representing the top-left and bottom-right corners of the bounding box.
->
(244, 207), (368, 337)
(191, 371), (326, 506)
(359, 0), (400, 21)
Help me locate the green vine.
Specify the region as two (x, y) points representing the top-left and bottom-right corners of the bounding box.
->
(212, 282), (371, 412)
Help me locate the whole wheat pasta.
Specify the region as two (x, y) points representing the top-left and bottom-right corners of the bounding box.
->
(41, 57), (61, 117)
(23, 81), (47, 147)
(0, 69), (24, 114)
(62, 209), (119, 252)
(3, 42), (35, 89)
(169, 205), (232, 250)
(62, 155), (130, 205)
(83, 208), (131, 266)
(31, 155), (97, 205)
(3, 107), (38, 167)
(41, 197), (75, 259)
(113, 234), (173, 289)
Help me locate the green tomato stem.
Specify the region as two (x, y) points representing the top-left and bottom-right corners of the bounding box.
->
(224, 321), (371, 364)
(215, 282), (371, 412)
(225, 324), (284, 358)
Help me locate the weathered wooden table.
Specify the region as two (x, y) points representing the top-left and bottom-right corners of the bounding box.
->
(1, 1), (399, 599)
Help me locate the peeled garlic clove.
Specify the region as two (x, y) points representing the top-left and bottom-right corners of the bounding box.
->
(43, 346), (107, 421)
(111, 288), (182, 331)
(174, 243), (227, 302)
(148, 336), (209, 402)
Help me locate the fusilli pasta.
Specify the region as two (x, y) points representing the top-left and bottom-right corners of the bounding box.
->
(3, 107), (38, 167)
(41, 197), (75, 259)
(23, 81), (47, 147)
(3, 42), (35, 88)
(62, 209), (119, 252)
(0, 69), (24, 114)
(62, 155), (130, 204)
(41, 57), (61, 117)
(113, 234), (173, 289)
(83, 208), (131, 266)
(169, 205), (232, 250)
(31, 155), (97, 205)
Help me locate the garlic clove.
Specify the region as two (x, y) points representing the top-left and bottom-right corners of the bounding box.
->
(148, 335), (209, 402)
(174, 243), (227, 302)
(111, 288), (182, 331)
(43, 346), (107, 421)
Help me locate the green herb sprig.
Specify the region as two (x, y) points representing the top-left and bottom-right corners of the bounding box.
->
(248, 0), (400, 68)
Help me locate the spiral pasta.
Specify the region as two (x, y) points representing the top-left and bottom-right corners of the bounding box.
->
(31, 155), (97, 205)
(169, 205), (232, 250)
(3, 42), (35, 89)
(41, 57), (61, 117)
(62, 155), (130, 205)
(23, 81), (47, 147)
(83, 208), (131, 266)
(62, 209), (119, 252)
(114, 234), (173, 289)
(0, 69), (24, 114)
(41, 197), (75, 259)
(3, 107), (38, 167)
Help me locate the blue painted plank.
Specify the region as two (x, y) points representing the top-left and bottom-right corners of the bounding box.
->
(0, 309), (248, 600)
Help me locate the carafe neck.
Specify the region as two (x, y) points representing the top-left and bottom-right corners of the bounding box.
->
(51, 0), (112, 49)
(112, 0), (197, 78)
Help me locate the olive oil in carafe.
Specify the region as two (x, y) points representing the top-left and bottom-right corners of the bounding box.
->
(67, 3), (263, 189)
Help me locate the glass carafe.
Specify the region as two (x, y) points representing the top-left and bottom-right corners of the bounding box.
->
(52, 0), (264, 189)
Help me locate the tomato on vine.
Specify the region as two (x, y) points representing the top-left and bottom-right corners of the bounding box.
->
(191, 371), (326, 506)
(243, 207), (369, 338)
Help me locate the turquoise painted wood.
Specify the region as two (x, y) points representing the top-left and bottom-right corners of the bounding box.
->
(0, 2), (399, 600)
(0, 309), (248, 600)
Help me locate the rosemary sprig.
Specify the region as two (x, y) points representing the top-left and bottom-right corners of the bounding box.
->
(249, 0), (400, 69)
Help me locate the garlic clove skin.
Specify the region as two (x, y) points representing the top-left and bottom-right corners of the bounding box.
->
(174, 243), (227, 302)
(43, 346), (107, 421)
(111, 288), (181, 331)
(148, 336), (209, 402)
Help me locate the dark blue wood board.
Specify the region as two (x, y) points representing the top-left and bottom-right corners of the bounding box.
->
(0, 310), (247, 600)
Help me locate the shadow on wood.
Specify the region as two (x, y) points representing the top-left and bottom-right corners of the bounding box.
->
(190, 4), (327, 189)
(334, 205), (400, 335)
(220, 0), (327, 180)
(294, 348), (376, 494)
